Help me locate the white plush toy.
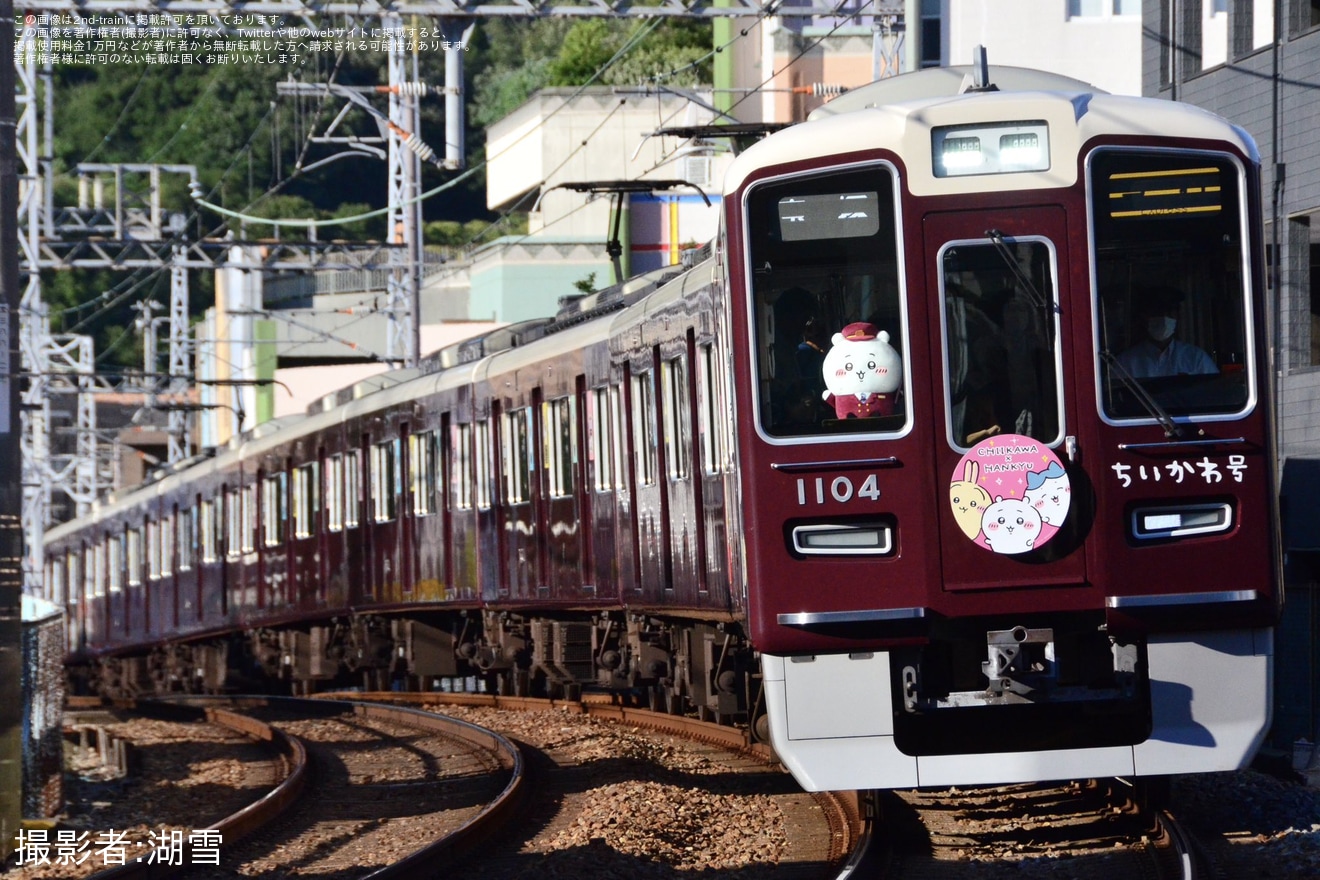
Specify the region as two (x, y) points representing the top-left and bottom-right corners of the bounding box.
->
(821, 322), (902, 419)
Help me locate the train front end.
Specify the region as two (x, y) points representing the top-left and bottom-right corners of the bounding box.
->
(725, 74), (1280, 791)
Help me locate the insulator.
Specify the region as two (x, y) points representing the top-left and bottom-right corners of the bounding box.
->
(812, 83), (847, 97)
(404, 132), (437, 164)
(397, 82), (433, 97)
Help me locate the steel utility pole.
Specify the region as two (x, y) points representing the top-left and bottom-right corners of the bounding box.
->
(2, 0), (27, 860)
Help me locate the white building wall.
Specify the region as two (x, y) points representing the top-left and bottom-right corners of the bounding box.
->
(946, 1), (1142, 96)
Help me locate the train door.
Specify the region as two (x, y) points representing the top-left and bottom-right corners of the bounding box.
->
(631, 356), (670, 599)
(924, 207), (1089, 589)
(659, 341), (703, 603)
(542, 382), (589, 599)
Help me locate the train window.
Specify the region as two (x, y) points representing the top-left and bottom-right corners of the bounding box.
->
(93, 540), (107, 597)
(544, 397), (577, 498)
(453, 424), (473, 510)
(409, 432), (438, 516)
(345, 450), (362, 528)
(474, 419), (494, 509)
(661, 357), (691, 481)
(49, 557), (63, 605)
(501, 408), (533, 504)
(126, 529), (141, 588)
(293, 462), (319, 538)
(370, 440), (399, 523)
(108, 535), (123, 593)
(147, 520), (161, 580)
(632, 372), (658, 486)
(941, 237), (1064, 449)
(744, 164), (909, 440)
(179, 507), (196, 571)
(161, 513), (174, 577)
(320, 459), (340, 533)
(1091, 150), (1252, 422)
(263, 473), (286, 546)
(697, 341), (732, 475)
(201, 500), (217, 563)
(590, 387), (615, 492)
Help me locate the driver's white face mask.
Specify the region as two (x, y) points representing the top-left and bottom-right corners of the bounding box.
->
(1147, 316), (1177, 342)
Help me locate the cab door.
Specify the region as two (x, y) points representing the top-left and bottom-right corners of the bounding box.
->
(924, 207), (1089, 592)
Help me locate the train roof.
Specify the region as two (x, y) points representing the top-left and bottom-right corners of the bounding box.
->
(724, 68), (1258, 198)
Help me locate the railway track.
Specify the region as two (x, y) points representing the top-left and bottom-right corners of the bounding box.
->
(873, 778), (1208, 879)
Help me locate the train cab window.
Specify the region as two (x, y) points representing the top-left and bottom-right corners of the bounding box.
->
(501, 408), (533, 504)
(370, 440), (399, 523)
(941, 237), (1063, 449)
(1090, 150), (1253, 422)
(409, 432), (438, 516)
(474, 419), (494, 509)
(744, 165), (909, 440)
(544, 397), (577, 498)
(201, 500), (217, 563)
(293, 462), (319, 538)
(631, 373), (658, 486)
(127, 529), (142, 587)
(661, 357), (691, 480)
(453, 424), (473, 510)
(345, 450), (362, 528)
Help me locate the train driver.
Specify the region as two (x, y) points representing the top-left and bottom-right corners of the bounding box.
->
(1116, 286), (1217, 379)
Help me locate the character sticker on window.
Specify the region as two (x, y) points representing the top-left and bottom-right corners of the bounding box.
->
(949, 434), (1072, 555)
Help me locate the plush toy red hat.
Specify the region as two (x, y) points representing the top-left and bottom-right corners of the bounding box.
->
(840, 322), (878, 342)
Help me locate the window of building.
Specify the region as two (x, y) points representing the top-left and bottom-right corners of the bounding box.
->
(1292, 0), (1320, 34)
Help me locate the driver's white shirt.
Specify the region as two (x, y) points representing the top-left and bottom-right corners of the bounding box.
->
(1116, 339), (1217, 378)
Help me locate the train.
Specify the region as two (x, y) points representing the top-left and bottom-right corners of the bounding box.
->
(43, 64), (1281, 792)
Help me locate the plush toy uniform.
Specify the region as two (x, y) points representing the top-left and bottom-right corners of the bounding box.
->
(821, 322), (902, 419)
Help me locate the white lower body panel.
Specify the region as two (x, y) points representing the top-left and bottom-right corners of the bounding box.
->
(761, 628), (1273, 792)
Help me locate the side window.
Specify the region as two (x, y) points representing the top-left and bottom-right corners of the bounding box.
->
(661, 356), (691, 481)
(49, 557), (64, 605)
(127, 529), (142, 588)
(345, 450), (362, 528)
(263, 473), (286, 547)
(590, 387), (615, 493)
(179, 506), (196, 571)
(453, 424), (473, 510)
(108, 534), (123, 593)
(632, 372), (657, 487)
(94, 541), (107, 597)
(147, 520), (161, 580)
(293, 462), (319, 538)
(161, 513), (174, 577)
(544, 397), (577, 499)
(201, 500), (217, 563)
(474, 419), (493, 509)
(501, 408), (533, 504)
(697, 341), (732, 475)
(410, 431), (438, 516)
(326, 455), (344, 532)
(371, 440), (398, 523)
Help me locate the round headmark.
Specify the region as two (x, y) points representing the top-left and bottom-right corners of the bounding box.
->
(948, 434), (1071, 555)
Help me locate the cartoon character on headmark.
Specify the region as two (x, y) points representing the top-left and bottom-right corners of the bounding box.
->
(1023, 460), (1071, 526)
(821, 322), (902, 419)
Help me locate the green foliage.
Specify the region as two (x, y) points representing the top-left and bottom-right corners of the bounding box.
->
(424, 215), (528, 248)
(572, 272), (598, 295)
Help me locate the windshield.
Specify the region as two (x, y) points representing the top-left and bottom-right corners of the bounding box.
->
(744, 165), (908, 440)
(1091, 150), (1253, 421)
(941, 238), (1063, 450)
